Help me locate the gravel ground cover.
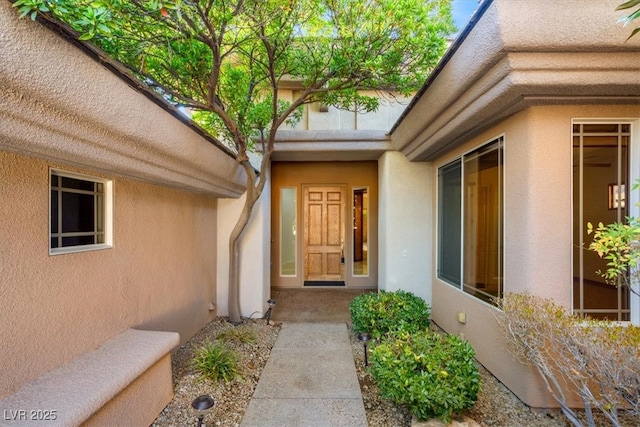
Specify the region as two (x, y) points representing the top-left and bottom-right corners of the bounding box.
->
(152, 318), (280, 427)
(153, 318), (637, 427)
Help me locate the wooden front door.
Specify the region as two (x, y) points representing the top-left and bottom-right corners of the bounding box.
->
(304, 186), (345, 283)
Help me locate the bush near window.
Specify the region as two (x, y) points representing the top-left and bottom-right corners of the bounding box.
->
(369, 330), (481, 423)
(498, 293), (640, 427)
(349, 290), (431, 339)
(192, 340), (240, 383)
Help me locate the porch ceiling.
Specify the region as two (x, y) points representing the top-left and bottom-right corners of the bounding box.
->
(273, 130), (391, 161)
(391, 0), (640, 162)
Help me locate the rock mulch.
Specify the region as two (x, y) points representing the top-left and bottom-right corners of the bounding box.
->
(151, 318), (280, 427)
(153, 318), (638, 427)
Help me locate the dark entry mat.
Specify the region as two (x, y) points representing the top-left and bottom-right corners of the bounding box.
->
(304, 281), (346, 286)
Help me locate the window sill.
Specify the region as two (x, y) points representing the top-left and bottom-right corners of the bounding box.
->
(49, 244), (113, 256)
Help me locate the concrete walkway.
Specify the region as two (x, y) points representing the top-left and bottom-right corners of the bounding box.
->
(241, 323), (367, 427)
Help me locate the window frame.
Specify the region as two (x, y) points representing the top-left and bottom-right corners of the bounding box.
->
(436, 135), (505, 305)
(279, 186), (297, 277)
(352, 186), (370, 278)
(49, 169), (113, 255)
(571, 118), (640, 324)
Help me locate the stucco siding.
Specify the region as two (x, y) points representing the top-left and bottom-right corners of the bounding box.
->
(216, 185), (271, 318)
(0, 1), (245, 198)
(0, 151), (218, 398)
(378, 151), (432, 304)
(430, 104), (640, 408)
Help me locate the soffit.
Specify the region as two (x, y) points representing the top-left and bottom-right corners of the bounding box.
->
(272, 130), (392, 161)
(391, 0), (640, 162)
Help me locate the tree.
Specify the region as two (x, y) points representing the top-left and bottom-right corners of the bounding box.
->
(14, 0), (454, 323)
(617, 0), (640, 40)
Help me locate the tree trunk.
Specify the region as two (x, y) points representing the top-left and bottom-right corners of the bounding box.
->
(227, 161), (259, 324)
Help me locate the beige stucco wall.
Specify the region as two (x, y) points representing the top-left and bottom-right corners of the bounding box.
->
(216, 184), (271, 318)
(392, 0), (640, 162)
(281, 90), (412, 132)
(0, 151), (218, 398)
(0, 1), (245, 198)
(378, 151), (432, 304)
(431, 104), (640, 408)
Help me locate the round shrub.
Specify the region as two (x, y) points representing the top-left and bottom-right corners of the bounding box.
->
(369, 331), (481, 423)
(349, 290), (431, 339)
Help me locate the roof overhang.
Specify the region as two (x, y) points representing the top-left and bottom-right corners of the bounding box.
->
(391, 0), (640, 162)
(1, 2), (245, 198)
(273, 130), (391, 161)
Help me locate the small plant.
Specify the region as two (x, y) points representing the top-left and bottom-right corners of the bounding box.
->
(349, 290), (431, 339)
(587, 179), (640, 298)
(216, 326), (257, 344)
(369, 330), (480, 423)
(192, 340), (240, 383)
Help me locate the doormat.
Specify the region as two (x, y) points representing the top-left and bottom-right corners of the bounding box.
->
(304, 281), (346, 286)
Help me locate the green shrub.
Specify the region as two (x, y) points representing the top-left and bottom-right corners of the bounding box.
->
(349, 290), (431, 339)
(216, 325), (257, 344)
(192, 340), (240, 383)
(369, 330), (480, 423)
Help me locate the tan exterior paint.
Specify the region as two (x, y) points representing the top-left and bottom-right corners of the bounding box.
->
(0, 1), (245, 198)
(82, 355), (173, 427)
(378, 152), (433, 304)
(430, 104), (640, 408)
(392, 0), (640, 162)
(0, 3), (245, 412)
(0, 151), (218, 398)
(386, 0), (640, 409)
(271, 162), (378, 288)
(3, 0), (640, 417)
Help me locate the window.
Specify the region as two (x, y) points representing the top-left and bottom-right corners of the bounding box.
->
(572, 122), (632, 320)
(280, 187), (297, 276)
(353, 187), (369, 277)
(50, 170), (113, 254)
(437, 137), (504, 304)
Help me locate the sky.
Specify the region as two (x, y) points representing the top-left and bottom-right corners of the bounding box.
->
(451, 0), (481, 33)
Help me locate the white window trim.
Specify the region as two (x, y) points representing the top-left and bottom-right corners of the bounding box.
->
(49, 169), (114, 255)
(571, 118), (640, 324)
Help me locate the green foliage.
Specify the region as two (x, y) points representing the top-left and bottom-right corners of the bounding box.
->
(617, 0), (640, 40)
(369, 330), (480, 423)
(216, 326), (257, 344)
(349, 290), (431, 339)
(12, 0), (455, 147)
(12, 0), (454, 324)
(192, 340), (240, 383)
(587, 179), (640, 297)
